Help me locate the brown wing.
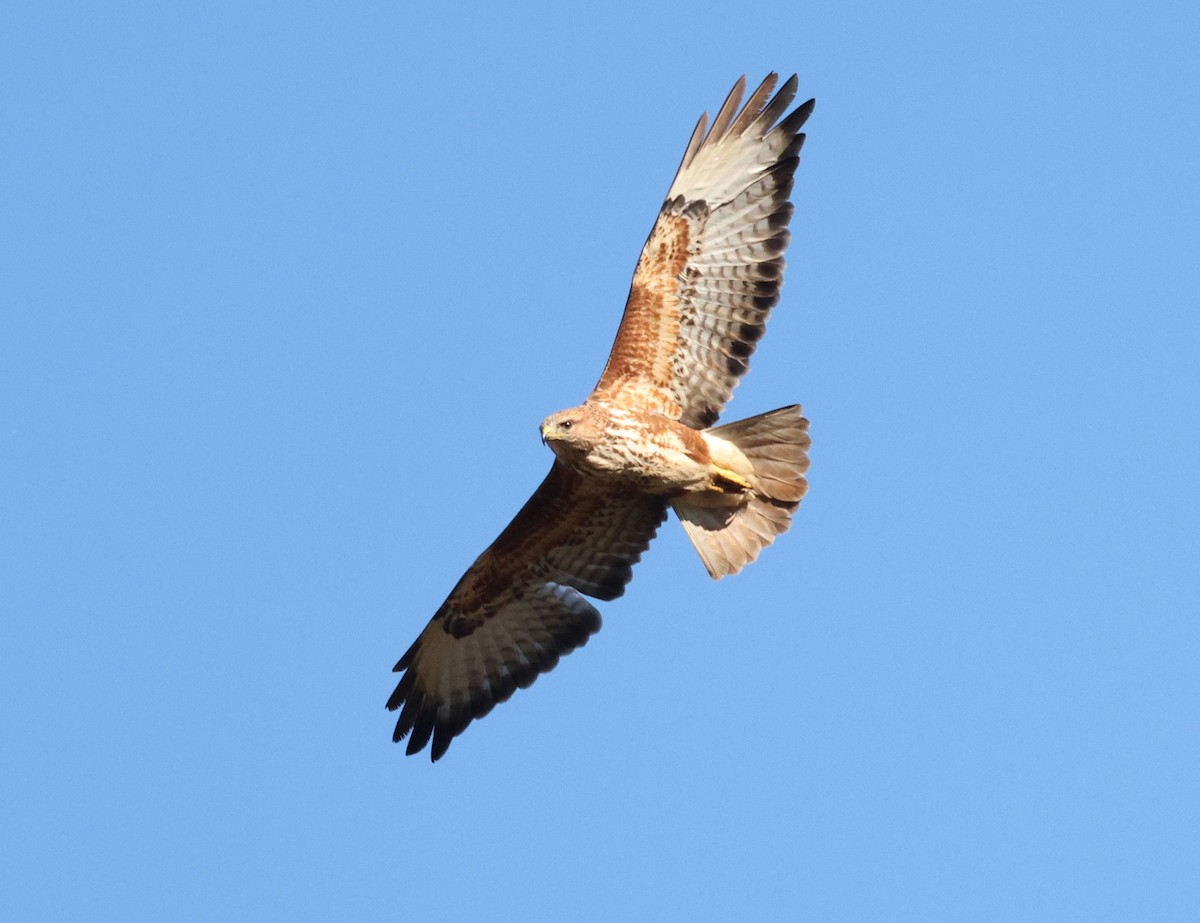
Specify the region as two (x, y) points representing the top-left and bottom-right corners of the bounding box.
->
(592, 74), (814, 428)
(387, 463), (667, 760)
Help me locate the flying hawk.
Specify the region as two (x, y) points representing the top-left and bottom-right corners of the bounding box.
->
(389, 74), (815, 760)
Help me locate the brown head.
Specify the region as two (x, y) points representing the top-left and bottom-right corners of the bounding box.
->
(540, 402), (608, 463)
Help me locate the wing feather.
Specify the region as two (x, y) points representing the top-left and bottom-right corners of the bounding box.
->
(592, 75), (814, 428)
(387, 462), (666, 760)
(706, 74), (746, 146)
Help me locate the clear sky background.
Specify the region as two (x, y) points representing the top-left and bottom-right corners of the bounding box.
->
(3, 2), (1198, 920)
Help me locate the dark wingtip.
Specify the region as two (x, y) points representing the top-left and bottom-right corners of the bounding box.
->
(430, 734), (451, 762)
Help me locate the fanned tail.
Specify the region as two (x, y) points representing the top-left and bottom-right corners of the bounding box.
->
(672, 405), (810, 578)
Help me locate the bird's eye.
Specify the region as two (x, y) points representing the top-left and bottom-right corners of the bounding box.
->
(561, 420), (573, 431)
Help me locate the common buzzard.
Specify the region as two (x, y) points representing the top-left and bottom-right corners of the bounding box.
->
(389, 74), (815, 760)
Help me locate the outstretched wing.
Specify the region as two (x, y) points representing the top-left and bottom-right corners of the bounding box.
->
(388, 463), (667, 760)
(592, 74), (814, 429)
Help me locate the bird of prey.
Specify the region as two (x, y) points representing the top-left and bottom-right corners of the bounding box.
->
(389, 74), (815, 760)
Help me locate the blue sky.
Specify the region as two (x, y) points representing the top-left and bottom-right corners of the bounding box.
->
(3, 1), (1198, 919)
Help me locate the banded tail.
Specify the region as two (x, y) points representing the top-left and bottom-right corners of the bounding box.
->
(672, 405), (810, 578)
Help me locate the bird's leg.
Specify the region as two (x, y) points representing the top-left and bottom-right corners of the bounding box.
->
(708, 464), (753, 494)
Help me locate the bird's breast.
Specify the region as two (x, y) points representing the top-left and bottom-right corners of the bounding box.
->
(571, 408), (710, 494)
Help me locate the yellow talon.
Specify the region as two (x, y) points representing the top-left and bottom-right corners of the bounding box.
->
(710, 465), (753, 493)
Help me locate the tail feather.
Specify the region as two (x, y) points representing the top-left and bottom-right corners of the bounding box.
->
(672, 405), (809, 578)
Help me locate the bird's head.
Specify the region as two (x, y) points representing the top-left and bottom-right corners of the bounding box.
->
(540, 403), (604, 460)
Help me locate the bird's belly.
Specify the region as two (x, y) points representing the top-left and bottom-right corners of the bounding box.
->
(577, 435), (708, 495)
